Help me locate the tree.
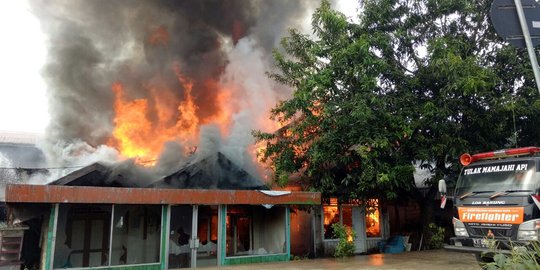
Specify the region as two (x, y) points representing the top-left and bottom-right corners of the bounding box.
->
(254, 0), (416, 201)
(254, 0), (540, 204)
(358, 0), (540, 181)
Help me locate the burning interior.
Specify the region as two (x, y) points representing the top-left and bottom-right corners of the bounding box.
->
(319, 198), (384, 255)
(225, 205), (286, 257)
(323, 199), (381, 240)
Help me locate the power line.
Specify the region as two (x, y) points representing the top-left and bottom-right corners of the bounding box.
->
(0, 165), (86, 170)
(0, 152), (163, 170)
(0, 158), (160, 170)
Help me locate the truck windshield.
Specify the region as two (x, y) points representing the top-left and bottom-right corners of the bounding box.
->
(455, 160), (538, 197)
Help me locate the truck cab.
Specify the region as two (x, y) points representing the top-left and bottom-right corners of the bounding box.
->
(443, 147), (540, 260)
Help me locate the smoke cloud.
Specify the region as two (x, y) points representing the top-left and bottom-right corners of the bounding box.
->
(30, 0), (318, 183)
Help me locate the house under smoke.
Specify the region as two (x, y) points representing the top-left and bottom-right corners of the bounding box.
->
(3, 150), (320, 270)
(155, 152), (267, 190)
(49, 151), (267, 191)
(0, 131), (47, 186)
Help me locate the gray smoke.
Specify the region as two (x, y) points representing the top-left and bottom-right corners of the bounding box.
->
(154, 141), (187, 176)
(30, 0), (318, 183)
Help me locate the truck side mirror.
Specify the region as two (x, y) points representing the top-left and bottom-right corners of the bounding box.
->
(438, 179), (447, 195)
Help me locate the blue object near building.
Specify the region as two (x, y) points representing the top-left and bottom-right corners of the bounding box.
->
(378, 236), (405, 254)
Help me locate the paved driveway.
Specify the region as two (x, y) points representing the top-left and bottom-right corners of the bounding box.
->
(206, 250), (480, 270)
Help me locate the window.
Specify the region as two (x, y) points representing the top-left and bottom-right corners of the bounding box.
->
(323, 198), (381, 239)
(365, 199), (381, 237)
(323, 199), (353, 240)
(226, 205), (286, 257)
(53, 204), (112, 268)
(323, 205), (339, 239)
(110, 205), (161, 265)
(53, 204), (163, 269)
(197, 207), (218, 245)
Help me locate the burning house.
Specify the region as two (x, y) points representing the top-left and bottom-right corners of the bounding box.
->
(5, 184), (320, 269)
(1, 146), (320, 269)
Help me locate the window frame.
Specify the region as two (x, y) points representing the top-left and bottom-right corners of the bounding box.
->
(322, 202), (353, 240)
(322, 199), (382, 240)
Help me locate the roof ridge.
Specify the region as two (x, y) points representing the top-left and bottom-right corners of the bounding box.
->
(0, 130), (42, 145)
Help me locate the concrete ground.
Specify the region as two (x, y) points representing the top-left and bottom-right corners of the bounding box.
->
(205, 250), (481, 270)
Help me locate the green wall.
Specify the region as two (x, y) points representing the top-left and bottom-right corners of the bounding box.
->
(223, 254), (289, 265)
(220, 206), (292, 266)
(44, 203), (291, 269)
(59, 264), (161, 270)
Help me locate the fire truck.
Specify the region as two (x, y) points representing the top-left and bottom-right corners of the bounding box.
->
(440, 147), (540, 261)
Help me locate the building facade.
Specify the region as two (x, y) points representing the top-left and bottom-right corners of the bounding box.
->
(4, 184), (320, 270)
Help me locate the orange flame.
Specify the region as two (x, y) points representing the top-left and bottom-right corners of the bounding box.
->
(108, 26), (283, 172)
(205, 80), (233, 134)
(110, 83), (156, 163)
(366, 199), (381, 237)
(109, 67), (203, 165)
(173, 65), (199, 138)
(148, 26), (169, 46)
(347, 229), (353, 242)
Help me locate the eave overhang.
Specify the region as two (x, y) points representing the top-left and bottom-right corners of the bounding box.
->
(5, 184), (320, 205)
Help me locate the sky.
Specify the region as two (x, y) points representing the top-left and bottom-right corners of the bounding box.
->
(0, 1), (48, 134)
(0, 0), (359, 135)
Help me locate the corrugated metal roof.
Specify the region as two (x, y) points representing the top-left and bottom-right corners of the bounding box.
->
(0, 131), (41, 145)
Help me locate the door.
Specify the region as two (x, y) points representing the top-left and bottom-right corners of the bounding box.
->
(66, 208), (110, 267)
(169, 205), (193, 269)
(352, 206), (367, 253)
(195, 206), (218, 267)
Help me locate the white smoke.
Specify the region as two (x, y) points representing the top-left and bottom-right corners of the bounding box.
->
(36, 139), (120, 183)
(0, 153), (18, 200)
(217, 37), (290, 180)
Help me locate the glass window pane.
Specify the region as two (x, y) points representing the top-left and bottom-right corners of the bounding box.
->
(168, 205), (192, 269)
(226, 206), (250, 256)
(110, 205), (161, 265)
(342, 206), (352, 228)
(53, 204), (112, 269)
(342, 206), (354, 241)
(323, 205), (339, 239)
(365, 200), (381, 237)
(226, 205), (286, 257)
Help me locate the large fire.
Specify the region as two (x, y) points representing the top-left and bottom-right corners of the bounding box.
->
(109, 66), (228, 164)
(107, 26), (282, 169)
(108, 74), (282, 166)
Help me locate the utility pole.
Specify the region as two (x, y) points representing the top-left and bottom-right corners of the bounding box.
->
(514, 0), (540, 94)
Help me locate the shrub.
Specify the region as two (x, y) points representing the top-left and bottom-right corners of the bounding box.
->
(332, 223), (356, 258)
(426, 223), (445, 249)
(483, 241), (540, 270)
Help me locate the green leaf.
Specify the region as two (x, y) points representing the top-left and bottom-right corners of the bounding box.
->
(493, 253), (506, 267)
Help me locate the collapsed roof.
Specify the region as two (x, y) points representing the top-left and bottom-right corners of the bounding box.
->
(49, 151), (267, 190)
(154, 152), (267, 190)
